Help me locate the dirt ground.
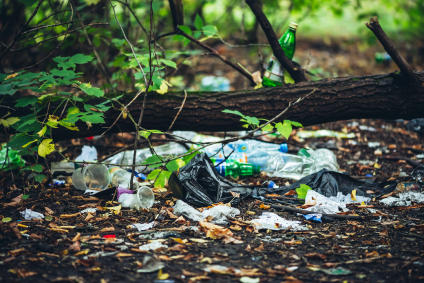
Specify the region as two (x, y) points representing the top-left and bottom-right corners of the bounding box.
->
(1, 118), (424, 283)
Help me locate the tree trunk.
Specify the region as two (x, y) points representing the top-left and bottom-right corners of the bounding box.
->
(4, 72), (424, 141)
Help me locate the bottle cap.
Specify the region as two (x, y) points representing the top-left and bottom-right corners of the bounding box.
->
(279, 143), (288, 153)
(289, 22), (298, 30)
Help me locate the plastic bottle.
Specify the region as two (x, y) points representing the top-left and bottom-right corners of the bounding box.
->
(309, 148), (340, 172)
(214, 159), (260, 178)
(228, 140), (288, 153)
(109, 167), (140, 189)
(262, 153), (316, 180)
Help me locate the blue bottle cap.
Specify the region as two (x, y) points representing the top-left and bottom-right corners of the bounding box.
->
(279, 143), (288, 153)
(268, 181), (275, 188)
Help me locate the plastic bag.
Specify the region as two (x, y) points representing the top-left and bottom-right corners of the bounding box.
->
(405, 118), (424, 135)
(168, 153), (255, 207)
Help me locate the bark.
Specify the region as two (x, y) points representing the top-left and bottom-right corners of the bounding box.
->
(3, 71), (424, 140)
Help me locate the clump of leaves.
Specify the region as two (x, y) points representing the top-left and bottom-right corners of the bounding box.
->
(222, 109), (303, 139)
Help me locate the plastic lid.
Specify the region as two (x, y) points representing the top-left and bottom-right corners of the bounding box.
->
(268, 181), (275, 188)
(289, 22), (298, 30)
(279, 143), (288, 153)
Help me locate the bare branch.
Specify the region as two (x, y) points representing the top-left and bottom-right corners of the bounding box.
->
(167, 89), (187, 132)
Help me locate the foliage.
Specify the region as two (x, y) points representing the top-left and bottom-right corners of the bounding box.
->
(222, 109), (303, 139)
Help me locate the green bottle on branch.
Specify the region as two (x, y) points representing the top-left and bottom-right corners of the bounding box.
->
(263, 22), (298, 87)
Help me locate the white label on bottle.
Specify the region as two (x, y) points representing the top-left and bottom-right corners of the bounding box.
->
(264, 56), (284, 83)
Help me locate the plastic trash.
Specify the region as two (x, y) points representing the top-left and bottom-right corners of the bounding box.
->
(168, 153), (256, 207)
(411, 164), (424, 187)
(75, 145), (98, 162)
(296, 130), (355, 139)
(80, 208), (98, 214)
(72, 164), (110, 191)
(103, 142), (187, 172)
(137, 255), (166, 273)
(117, 186), (154, 209)
(303, 214), (322, 222)
(0, 147), (25, 172)
(200, 76), (230, 91)
(405, 118), (424, 135)
(379, 191), (424, 206)
(132, 222), (154, 231)
(259, 169), (397, 199)
(109, 167), (140, 189)
(51, 161), (75, 174)
(304, 190), (350, 214)
(375, 52), (391, 63)
(20, 209), (44, 220)
(173, 200), (240, 224)
(214, 160), (261, 178)
(251, 212), (306, 231)
(139, 241), (168, 252)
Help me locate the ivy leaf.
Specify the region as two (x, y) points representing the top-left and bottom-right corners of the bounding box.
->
(68, 54), (94, 64)
(166, 159), (185, 172)
(179, 25), (192, 35)
(53, 56), (70, 63)
(275, 122), (292, 140)
(58, 61), (76, 70)
(21, 194), (30, 200)
(38, 139), (55, 157)
(244, 116), (260, 126)
(147, 169), (161, 180)
(20, 72), (41, 81)
(222, 109), (245, 119)
(194, 14), (204, 30)
(15, 96), (38, 107)
(155, 171), (171, 188)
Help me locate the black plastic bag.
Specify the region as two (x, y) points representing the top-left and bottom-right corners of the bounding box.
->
(258, 169), (397, 197)
(405, 118), (424, 135)
(168, 153), (255, 207)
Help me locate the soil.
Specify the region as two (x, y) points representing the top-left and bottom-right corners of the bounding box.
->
(1, 118), (424, 283)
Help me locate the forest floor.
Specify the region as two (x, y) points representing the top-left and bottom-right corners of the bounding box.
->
(1, 118), (424, 283)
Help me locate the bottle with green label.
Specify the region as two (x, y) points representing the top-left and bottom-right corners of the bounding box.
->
(213, 159), (260, 178)
(263, 22), (298, 87)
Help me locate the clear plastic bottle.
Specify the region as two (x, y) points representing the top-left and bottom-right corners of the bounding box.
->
(229, 140), (288, 153)
(309, 148), (340, 172)
(213, 159), (261, 178)
(263, 153), (316, 180)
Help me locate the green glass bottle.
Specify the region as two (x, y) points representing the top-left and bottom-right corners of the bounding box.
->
(263, 22), (298, 87)
(213, 159), (260, 178)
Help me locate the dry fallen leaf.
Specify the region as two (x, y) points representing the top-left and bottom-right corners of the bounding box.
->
(68, 241), (81, 252)
(60, 213), (81, 219)
(100, 227), (115, 232)
(260, 204), (271, 210)
(230, 225), (242, 231)
(365, 250), (379, 257)
(305, 253), (326, 260)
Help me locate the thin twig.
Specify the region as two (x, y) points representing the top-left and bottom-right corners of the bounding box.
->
(167, 90), (187, 132)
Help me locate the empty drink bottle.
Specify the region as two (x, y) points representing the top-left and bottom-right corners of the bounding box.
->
(214, 159), (260, 178)
(263, 22), (298, 87)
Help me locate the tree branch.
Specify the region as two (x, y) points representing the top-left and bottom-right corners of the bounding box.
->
(244, 0), (307, 83)
(365, 16), (421, 84)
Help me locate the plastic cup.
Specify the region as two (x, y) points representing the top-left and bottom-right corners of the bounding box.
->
(71, 164), (110, 191)
(136, 186), (155, 209)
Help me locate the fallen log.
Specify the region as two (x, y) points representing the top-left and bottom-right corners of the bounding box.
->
(3, 71), (424, 141)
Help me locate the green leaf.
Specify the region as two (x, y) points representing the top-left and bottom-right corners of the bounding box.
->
(182, 38), (191, 47)
(244, 116), (260, 126)
(262, 124), (274, 132)
(0, 84), (15, 95)
(275, 122), (292, 140)
(222, 109), (245, 118)
(67, 107), (80, 116)
(80, 113), (105, 124)
(284, 120), (303, 128)
(58, 61), (76, 70)
(22, 194), (30, 200)
(112, 38), (126, 47)
(21, 139), (38, 148)
(68, 54), (94, 64)
(295, 184), (312, 199)
(7, 134), (37, 149)
(182, 146), (200, 164)
(179, 25), (192, 35)
(134, 72), (146, 80)
(142, 155), (163, 168)
(147, 169), (161, 180)
(38, 139), (55, 157)
(20, 72), (41, 81)
(194, 14), (204, 30)
(165, 159), (185, 172)
(34, 174), (46, 183)
(32, 164), (43, 172)
(193, 31), (202, 39)
(37, 125), (47, 137)
(2, 217), (12, 222)
(0, 117), (20, 128)
(155, 171), (171, 188)
(16, 118), (37, 131)
(73, 96), (83, 102)
(284, 70), (295, 85)
(80, 83), (104, 97)
(53, 56), (70, 63)
(202, 25), (217, 36)
(160, 59), (177, 69)
(173, 35), (185, 41)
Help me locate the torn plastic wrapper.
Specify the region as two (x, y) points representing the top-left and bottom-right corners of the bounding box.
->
(168, 153), (256, 207)
(258, 169), (397, 198)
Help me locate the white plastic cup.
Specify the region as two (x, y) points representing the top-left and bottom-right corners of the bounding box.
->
(72, 164), (110, 191)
